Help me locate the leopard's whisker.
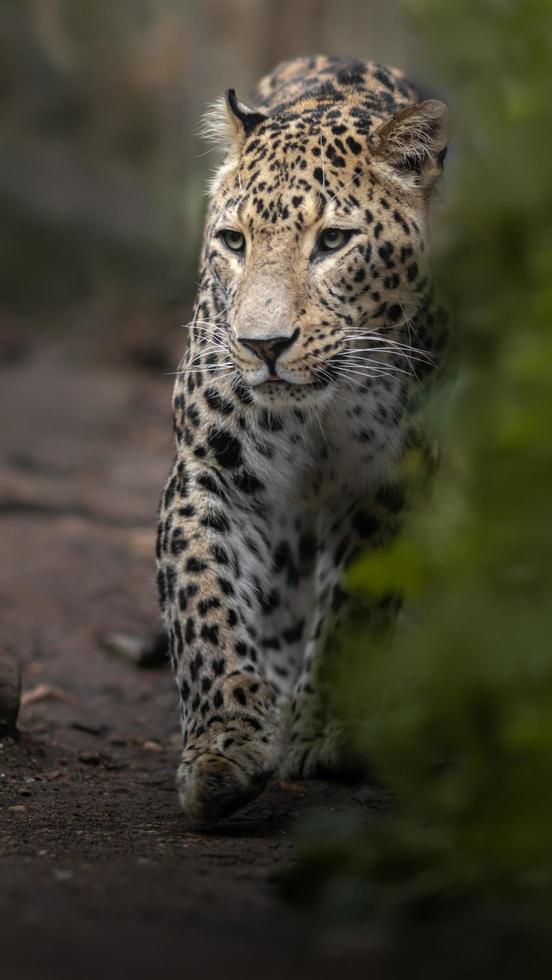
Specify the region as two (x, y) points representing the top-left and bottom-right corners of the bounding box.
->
(328, 170), (364, 205)
(166, 366), (235, 378)
(344, 329), (432, 349)
(342, 336), (436, 364)
(331, 364), (406, 381)
(186, 360), (235, 371)
(191, 339), (229, 351)
(334, 349), (415, 370)
(338, 347), (435, 368)
(337, 363), (414, 379)
(319, 131), (326, 191)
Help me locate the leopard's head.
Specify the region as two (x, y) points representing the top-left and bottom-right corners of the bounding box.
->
(201, 88), (447, 408)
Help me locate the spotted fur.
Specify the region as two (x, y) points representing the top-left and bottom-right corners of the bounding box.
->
(156, 56), (449, 823)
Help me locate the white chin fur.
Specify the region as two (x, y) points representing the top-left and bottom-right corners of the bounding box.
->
(239, 367), (269, 386)
(248, 380), (334, 410)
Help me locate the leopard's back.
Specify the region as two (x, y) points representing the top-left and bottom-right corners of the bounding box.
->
(252, 54), (418, 118)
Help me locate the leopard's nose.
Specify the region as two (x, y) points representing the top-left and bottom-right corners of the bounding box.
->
(239, 329), (299, 370)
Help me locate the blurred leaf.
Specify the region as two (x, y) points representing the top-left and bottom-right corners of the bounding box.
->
(290, 0), (552, 923)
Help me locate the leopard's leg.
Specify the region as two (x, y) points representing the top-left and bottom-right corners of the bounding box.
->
(157, 457), (304, 824)
(281, 485), (404, 780)
(253, 515), (317, 706)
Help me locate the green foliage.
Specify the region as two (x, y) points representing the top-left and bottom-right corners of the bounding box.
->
(291, 0), (552, 910)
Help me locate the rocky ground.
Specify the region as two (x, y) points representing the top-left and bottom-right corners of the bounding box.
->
(0, 335), (541, 980)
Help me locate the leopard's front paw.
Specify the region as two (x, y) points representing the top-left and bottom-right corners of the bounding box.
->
(280, 722), (365, 782)
(177, 710), (280, 825)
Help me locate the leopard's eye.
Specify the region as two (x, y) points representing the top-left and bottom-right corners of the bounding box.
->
(317, 228), (352, 253)
(220, 229), (245, 253)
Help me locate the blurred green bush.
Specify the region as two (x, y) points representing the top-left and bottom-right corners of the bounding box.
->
(287, 0), (552, 915)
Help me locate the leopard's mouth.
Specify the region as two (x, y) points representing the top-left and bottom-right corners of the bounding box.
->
(244, 372), (335, 410)
(239, 365), (333, 389)
(234, 355), (337, 407)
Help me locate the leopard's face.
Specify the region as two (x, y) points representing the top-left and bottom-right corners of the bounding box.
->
(202, 96), (446, 408)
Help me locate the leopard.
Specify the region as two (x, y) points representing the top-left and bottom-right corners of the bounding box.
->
(156, 55), (449, 825)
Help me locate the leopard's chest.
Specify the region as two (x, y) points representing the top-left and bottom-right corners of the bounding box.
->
(241, 376), (410, 514)
(298, 378), (409, 503)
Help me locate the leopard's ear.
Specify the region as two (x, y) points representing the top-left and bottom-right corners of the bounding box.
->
(225, 89), (266, 141)
(200, 89), (266, 153)
(371, 100), (448, 194)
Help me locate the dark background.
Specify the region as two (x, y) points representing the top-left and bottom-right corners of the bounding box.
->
(0, 0), (425, 365)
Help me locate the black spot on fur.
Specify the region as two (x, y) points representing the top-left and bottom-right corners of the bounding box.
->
(233, 470), (265, 495)
(204, 388), (234, 415)
(201, 510), (230, 532)
(201, 624), (219, 646)
(217, 577), (235, 596)
(346, 135), (362, 154)
(186, 556), (207, 574)
(208, 428), (243, 468)
(352, 511), (381, 538)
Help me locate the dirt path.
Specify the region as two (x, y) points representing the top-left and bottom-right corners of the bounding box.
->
(0, 346), (387, 979)
(0, 344), (534, 980)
